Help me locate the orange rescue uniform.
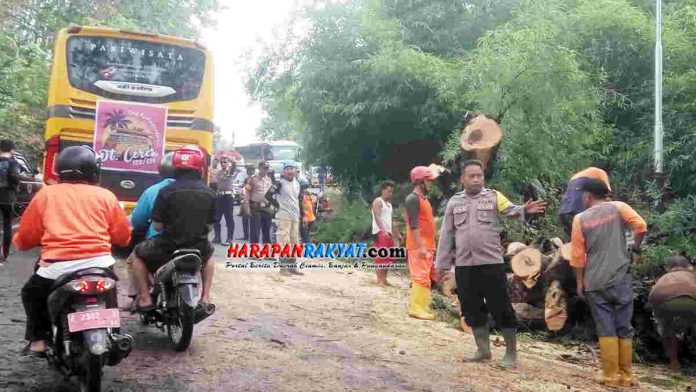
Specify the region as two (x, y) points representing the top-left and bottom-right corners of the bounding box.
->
(405, 193), (437, 288)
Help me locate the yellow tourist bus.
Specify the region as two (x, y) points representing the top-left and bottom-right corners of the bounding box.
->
(43, 26), (214, 211)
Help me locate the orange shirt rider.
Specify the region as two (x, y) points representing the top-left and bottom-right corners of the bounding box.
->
(13, 183), (131, 262)
(405, 166), (438, 289)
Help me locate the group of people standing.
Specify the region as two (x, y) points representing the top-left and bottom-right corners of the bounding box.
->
(241, 160), (316, 275)
(370, 159), (694, 383)
(208, 157), (317, 248)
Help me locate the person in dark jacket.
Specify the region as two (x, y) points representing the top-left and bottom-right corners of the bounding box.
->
(0, 140), (21, 261)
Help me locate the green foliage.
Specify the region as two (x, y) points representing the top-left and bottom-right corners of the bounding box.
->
(250, 0), (696, 269)
(650, 196), (696, 236)
(313, 198), (372, 244)
(247, 1), (464, 197)
(637, 196), (696, 277)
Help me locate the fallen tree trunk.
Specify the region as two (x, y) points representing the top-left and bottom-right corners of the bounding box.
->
(506, 240), (576, 331)
(544, 280), (568, 332)
(460, 114), (503, 177)
(438, 238), (578, 333)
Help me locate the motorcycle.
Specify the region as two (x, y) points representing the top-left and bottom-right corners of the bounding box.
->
(315, 190), (333, 222)
(137, 249), (215, 351)
(46, 267), (133, 392)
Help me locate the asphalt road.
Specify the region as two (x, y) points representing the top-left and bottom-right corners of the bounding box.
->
(0, 208), (244, 391)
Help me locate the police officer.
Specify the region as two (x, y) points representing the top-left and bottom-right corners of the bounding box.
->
(435, 159), (546, 369)
(213, 156), (236, 245)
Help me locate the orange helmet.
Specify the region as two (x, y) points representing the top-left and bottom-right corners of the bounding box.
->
(410, 166), (438, 183)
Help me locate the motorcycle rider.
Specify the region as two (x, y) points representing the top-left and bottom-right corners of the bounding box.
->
(125, 152), (176, 299)
(130, 146), (217, 311)
(13, 146), (131, 356)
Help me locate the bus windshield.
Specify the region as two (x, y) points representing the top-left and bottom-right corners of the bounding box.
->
(236, 145), (263, 160)
(271, 145), (299, 161)
(66, 36), (205, 103)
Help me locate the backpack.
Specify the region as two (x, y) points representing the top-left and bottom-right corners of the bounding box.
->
(0, 159), (17, 189)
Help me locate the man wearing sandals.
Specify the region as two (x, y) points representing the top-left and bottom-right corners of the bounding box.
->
(13, 146), (131, 356)
(130, 146), (217, 311)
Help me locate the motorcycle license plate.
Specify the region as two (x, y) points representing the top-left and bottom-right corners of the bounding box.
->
(67, 309), (120, 332)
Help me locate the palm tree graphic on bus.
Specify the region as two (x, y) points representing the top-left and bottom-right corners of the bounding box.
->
(101, 109), (154, 160)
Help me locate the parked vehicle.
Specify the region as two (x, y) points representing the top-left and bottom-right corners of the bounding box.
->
(13, 173), (43, 218)
(43, 27), (215, 214)
(137, 249), (215, 352)
(236, 141), (302, 181)
(46, 266), (133, 392)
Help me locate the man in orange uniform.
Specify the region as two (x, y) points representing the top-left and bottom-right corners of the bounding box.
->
(571, 178), (646, 387)
(299, 176), (315, 243)
(559, 164), (611, 235)
(13, 146), (131, 356)
(404, 166), (440, 320)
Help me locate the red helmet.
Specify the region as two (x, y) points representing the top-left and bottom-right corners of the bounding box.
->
(410, 166), (438, 183)
(172, 145), (206, 175)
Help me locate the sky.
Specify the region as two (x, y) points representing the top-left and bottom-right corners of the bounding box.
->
(202, 0), (308, 146)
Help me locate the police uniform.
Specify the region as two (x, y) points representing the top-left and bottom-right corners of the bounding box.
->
(435, 188), (524, 329)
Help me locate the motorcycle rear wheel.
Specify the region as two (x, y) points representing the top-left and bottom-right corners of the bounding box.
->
(79, 352), (102, 392)
(167, 301), (194, 351)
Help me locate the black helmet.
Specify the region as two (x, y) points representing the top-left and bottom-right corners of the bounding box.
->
(56, 145), (100, 184)
(159, 151), (175, 178)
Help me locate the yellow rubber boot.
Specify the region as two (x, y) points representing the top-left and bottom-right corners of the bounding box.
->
(595, 337), (620, 387)
(618, 339), (638, 387)
(408, 284), (436, 320)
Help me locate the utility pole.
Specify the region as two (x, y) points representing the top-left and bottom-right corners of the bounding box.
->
(654, 0), (664, 173)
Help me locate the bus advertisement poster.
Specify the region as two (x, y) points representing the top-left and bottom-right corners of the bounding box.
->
(93, 100), (167, 173)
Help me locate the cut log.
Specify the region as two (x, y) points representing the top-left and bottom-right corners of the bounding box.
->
(545, 280), (569, 332)
(544, 252), (562, 276)
(427, 163), (447, 178)
(550, 237), (564, 249)
(511, 248), (543, 288)
(559, 243), (572, 262)
(512, 303), (545, 321)
(508, 274), (529, 304)
(505, 242), (528, 257)
(460, 114), (503, 169)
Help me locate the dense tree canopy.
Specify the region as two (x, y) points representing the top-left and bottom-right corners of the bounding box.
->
(249, 0), (696, 200)
(247, 0), (696, 264)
